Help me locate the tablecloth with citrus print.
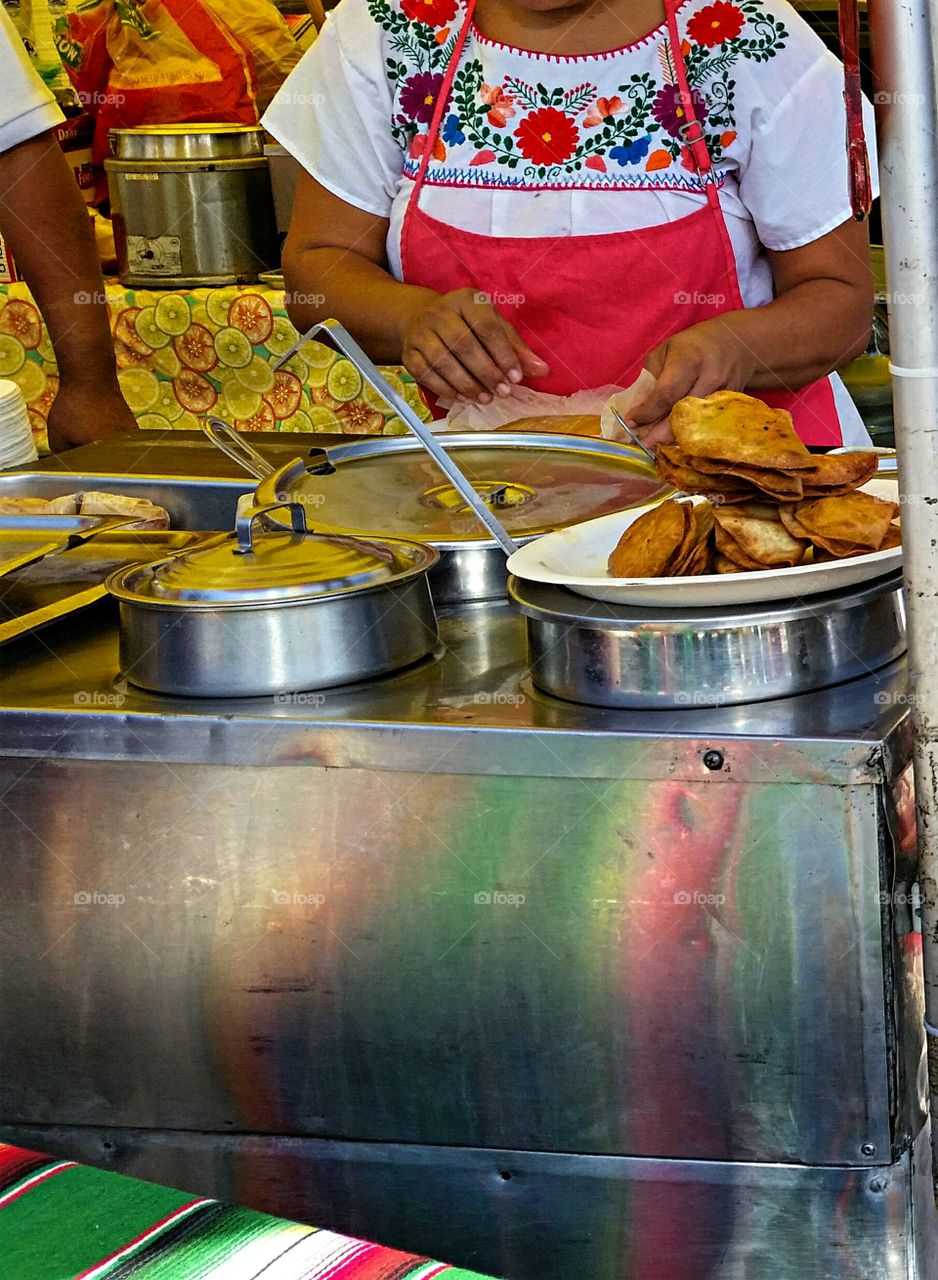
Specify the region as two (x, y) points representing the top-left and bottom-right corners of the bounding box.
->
(0, 283), (430, 453)
(0, 1143), (500, 1280)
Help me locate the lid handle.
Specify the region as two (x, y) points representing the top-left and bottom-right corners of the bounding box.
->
(235, 495), (309, 555)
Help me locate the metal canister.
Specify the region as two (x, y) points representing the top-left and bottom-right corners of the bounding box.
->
(105, 125), (280, 288)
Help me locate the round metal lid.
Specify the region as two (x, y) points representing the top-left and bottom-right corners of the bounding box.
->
(109, 529), (438, 608)
(108, 125), (266, 162)
(257, 434), (669, 547)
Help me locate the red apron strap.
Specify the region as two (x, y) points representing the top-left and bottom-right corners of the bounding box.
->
(411, 0), (479, 196)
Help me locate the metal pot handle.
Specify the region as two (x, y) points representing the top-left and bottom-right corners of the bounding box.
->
(235, 495), (309, 554)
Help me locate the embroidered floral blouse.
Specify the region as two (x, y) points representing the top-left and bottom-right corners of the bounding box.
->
(264, 0), (876, 348)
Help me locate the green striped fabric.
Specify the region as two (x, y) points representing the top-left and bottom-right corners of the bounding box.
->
(0, 1144), (498, 1280)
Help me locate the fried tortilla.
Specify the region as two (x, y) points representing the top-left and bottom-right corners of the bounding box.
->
(713, 502), (808, 567)
(792, 492), (898, 555)
(608, 498), (693, 577)
(670, 391), (814, 471)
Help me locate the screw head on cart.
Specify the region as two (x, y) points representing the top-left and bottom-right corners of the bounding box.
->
(702, 750), (725, 771)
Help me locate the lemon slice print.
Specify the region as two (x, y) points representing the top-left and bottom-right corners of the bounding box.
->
(189, 303), (212, 330)
(326, 358), (363, 404)
(118, 367), (160, 414)
(14, 358), (46, 404)
(0, 333), (26, 377)
(135, 306), (172, 350)
(273, 352), (308, 382)
(152, 345), (181, 379)
(174, 411), (201, 432)
(206, 287), (240, 329)
(235, 355), (275, 395)
(37, 330), (56, 363)
(266, 315), (300, 357)
(280, 408), (314, 433)
(307, 362), (331, 388)
(301, 340), (336, 370)
(214, 326), (253, 370)
(307, 405), (344, 431)
(221, 381), (262, 421)
(136, 412), (174, 432)
(153, 382), (184, 422)
(154, 294), (192, 338)
(363, 371), (406, 413)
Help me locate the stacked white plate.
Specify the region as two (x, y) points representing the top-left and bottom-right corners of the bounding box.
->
(0, 379), (37, 468)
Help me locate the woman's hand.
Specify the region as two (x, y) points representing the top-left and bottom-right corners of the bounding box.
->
(46, 376), (138, 453)
(628, 320), (756, 446)
(400, 288), (549, 404)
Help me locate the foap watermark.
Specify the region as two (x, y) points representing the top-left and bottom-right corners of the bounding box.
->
(78, 89), (126, 108)
(283, 292), (326, 308)
(880, 291), (926, 307)
(874, 90), (927, 106)
(474, 691), (526, 707)
(74, 290), (109, 306)
(275, 691), (327, 707)
(876, 889), (920, 907)
(275, 90), (328, 108)
(272, 890), (326, 907)
(474, 290), (526, 309)
(674, 290), (726, 306)
(873, 690), (921, 707)
(74, 890), (125, 908)
(474, 890), (526, 907)
(293, 492), (328, 511)
(74, 690), (125, 708)
(675, 690), (727, 707)
(674, 890), (726, 907)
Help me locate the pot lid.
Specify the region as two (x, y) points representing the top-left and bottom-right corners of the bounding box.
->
(108, 124), (265, 162)
(110, 527), (438, 608)
(257, 434), (669, 547)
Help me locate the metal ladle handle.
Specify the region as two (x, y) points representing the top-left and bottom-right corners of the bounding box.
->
(203, 417), (277, 479)
(273, 319), (520, 557)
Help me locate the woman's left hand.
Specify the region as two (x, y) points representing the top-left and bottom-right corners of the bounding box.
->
(628, 321), (755, 446)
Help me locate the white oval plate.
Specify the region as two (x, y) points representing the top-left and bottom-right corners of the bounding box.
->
(506, 478), (901, 607)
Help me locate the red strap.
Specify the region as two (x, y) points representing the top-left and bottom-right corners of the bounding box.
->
(412, 0), (479, 196)
(838, 0), (872, 220)
(664, 0), (717, 201)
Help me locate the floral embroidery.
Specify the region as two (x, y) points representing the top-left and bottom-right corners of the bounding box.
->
(688, 0), (746, 46)
(368, 0), (788, 184)
(515, 106), (580, 165)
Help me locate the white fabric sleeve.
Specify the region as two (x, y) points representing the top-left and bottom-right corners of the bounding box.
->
(738, 20), (879, 252)
(262, 0), (402, 219)
(0, 7), (63, 152)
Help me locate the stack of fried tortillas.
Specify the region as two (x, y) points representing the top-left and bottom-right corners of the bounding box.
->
(606, 391), (900, 578)
(657, 390), (879, 501)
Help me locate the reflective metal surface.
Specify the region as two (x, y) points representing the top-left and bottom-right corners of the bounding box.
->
(107, 158), (279, 287)
(108, 125), (267, 162)
(1, 1121), (933, 1280)
(511, 571), (908, 708)
(259, 433), (669, 603)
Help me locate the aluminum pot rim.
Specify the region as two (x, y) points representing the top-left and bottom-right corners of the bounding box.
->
(106, 538), (440, 611)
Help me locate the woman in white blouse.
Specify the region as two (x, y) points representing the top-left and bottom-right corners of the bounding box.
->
(264, 0), (876, 445)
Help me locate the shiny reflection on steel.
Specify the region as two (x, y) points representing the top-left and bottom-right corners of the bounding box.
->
(2, 1124), (933, 1280)
(510, 571), (907, 709)
(108, 125), (267, 162)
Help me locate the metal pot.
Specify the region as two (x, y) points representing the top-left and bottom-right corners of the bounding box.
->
(107, 500), (439, 697)
(105, 125), (279, 287)
(510, 571), (907, 709)
(256, 435), (669, 604)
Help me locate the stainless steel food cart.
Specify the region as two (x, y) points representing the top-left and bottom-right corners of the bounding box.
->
(0, 441), (933, 1280)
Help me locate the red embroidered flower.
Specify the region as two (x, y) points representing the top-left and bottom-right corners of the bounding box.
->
(514, 107), (579, 166)
(687, 1), (745, 47)
(481, 83), (515, 128)
(402, 0), (458, 27)
(409, 132), (447, 162)
(585, 155), (607, 172)
(583, 95), (624, 128)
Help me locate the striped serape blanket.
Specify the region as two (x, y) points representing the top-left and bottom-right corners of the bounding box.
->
(0, 1144), (499, 1280)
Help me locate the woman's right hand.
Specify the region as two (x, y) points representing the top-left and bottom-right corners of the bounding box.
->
(400, 287), (549, 404)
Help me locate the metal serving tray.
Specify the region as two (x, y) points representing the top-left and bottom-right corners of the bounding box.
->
(0, 529), (207, 648)
(0, 472), (251, 531)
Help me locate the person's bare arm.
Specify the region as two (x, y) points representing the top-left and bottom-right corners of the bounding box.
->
(282, 173), (547, 404)
(631, 219), (874, 440)
(0, 130), (136, 451)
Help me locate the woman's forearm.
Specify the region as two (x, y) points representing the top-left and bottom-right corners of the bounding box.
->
(716, 279), (872, 390)
(0, 132), (119, 387)
(282, 245), (436, 363)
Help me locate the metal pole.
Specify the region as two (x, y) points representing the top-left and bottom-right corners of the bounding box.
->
(869, 0), (938, 1189)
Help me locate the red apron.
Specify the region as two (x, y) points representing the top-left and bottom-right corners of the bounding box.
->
(400, 0), (844, 446)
